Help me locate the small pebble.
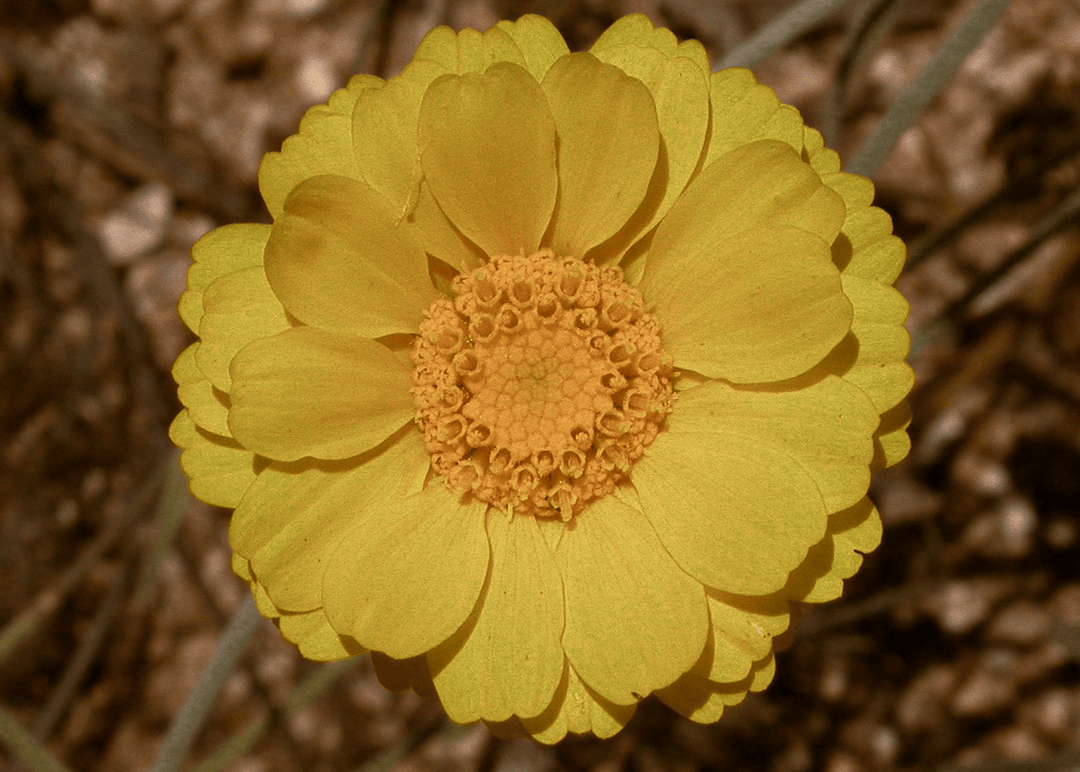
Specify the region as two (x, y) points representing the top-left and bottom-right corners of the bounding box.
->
(926, 580), (1006, 635)
(987, 600), (1050, 646)
(98, 182), (173, 265)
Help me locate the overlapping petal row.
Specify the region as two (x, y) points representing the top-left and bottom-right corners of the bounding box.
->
(170, 13), (913, 741)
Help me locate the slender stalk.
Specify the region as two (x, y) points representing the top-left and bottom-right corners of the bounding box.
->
(849, 0), (1014, 177)
(30, 562), (131, 740)
(719, 0), (855, 70)
(907, 131), (1080, 269)
(134, 450), (188, 610)
(150, 599), (261, 772)
(0, 471), (155, 667)
(0, 708), (74, 772)
(821, 0), (905, 148)
(189, 659), (359, 772)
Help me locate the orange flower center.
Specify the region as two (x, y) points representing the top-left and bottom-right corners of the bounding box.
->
(411, 250), (674, 519)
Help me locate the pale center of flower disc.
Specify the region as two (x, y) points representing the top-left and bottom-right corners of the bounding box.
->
(411, 250), (674, 520)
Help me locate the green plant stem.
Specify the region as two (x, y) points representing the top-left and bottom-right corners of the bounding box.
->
(150, 599), (261, 772)
(30, 561), (131, 741)
(0, 469), (157, 667)
(719, 0), (855, 69)
(0, 708), (73, 772)
(190, 658), (359, 772)
(821, 0), (904, 147)
(134, 450), (188, 610)
(849, 0), (1014, 177)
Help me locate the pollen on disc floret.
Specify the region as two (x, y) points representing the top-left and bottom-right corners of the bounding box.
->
(412, 250), (675, 520)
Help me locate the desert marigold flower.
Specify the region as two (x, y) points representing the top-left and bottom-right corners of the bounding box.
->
(170, 14), (913, 742)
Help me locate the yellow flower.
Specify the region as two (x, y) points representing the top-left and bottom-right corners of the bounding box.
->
(170, 14), (913, 742)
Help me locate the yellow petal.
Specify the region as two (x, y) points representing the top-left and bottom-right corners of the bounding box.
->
(647, 226), (851, 382)
(250, 579), (280, 619)
(259, 74), (382, 220)
(588, 14), (711, 264)
(169, 411), (257, 508)
(785, 497), (882, 603)
(322, 485), (489, 659)
(648, 138), (846, 252)
(495, 15), (570, 82)
(346, 59), (485, 273)
(671, 376), (879, 515)
(228, 328), (415, 462)
(350, 59), (446, 213)
(840, 274), (914, 414)
(231, 553), (252, 581)
(196, 266), (291, 391)
(822, 170), (876, 211)
(520, 665), (636, 744)
(231, 429), (430, 611)
(180, 224), (270, 334)
(878, 424), (912, 468)
(419, 62), (557, 258)
(591, 14), (711, 76)
(705, 69), (805, 166)
(803, 126), (842, 175)
(408, 181), (486, 271)
(371, 651), (437, 698)
(540, 52), (659, 256)
(277, 609), (366, 662)
(631, 420), (829, 596)
(413, 24), (527, 74)
(555, 495), (707, 705)
(655, 670), (752, 724)
(698, 591), (789, 682)
(588, 50), (710, 263)
(641, 140), (851, 381)
(841, 207), (906, 284)
(173, 343), (232, 437)
(749, 652), (777, 692)
(264, 175), (437, 337)
(805, 126), (908, 285)
(429, 510), (564, 723)
(873, 401), (912, 470)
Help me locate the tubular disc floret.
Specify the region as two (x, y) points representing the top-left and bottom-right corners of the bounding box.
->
(412, 250), (674, 519)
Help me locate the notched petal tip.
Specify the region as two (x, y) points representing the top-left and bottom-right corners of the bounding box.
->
(227, 327), (415, 462)
(419, 61), (558, 258)
(265, 174), (437, 338)
(541, 52), (660, 257)
(322, 488), (490, 660)
(556, 495), (708, 706)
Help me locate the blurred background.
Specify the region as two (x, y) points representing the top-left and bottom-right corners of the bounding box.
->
(1, 0), (1079, 770)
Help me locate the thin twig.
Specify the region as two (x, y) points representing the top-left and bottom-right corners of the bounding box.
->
(947, 184), (1080, 320)
(133, 450), (188, 611)
(189, 659), (360, 772)
(0, 468), (160, 666)
(935, 750), (1080, 772)
(0, 32), (251, 222)
(906, 130), (1080, 269)
(29, 560), (133, 741)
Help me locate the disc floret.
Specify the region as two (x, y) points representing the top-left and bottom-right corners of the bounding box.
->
(412, 250), (674, 519)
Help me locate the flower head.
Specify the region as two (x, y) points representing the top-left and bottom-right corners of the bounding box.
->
(171, 14), (913, 742)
